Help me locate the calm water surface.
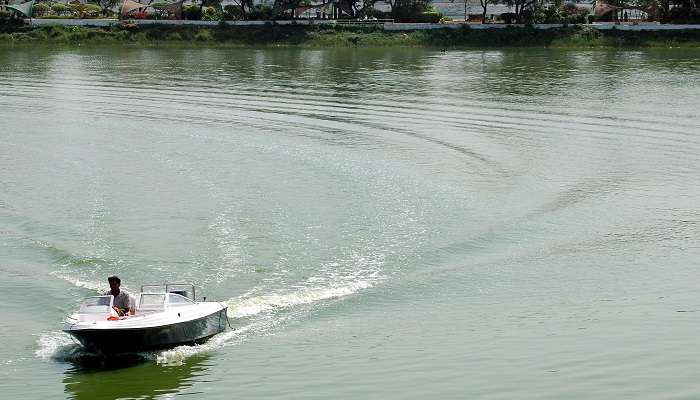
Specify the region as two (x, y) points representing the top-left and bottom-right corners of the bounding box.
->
(1, 46), (700, 399)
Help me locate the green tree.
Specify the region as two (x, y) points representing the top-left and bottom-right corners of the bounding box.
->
(51, 3), (69, 16)
(478, 0), (497, 23)
(636, 0), (700, 22)
(451, 0), (496, 23)
(335, 0), (357, 17)
(98, 0), (119, 16)
(391, 0), (431, 21)
(355, 0), (382, 17)
(503, 0), (539, 22)
(33, 2), (50, 16)
(198, 0), (221, 14)
(230, 0), (253, 20)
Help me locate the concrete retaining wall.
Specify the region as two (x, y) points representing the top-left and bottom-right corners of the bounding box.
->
(591, 23), (700, 30)
(28, 18), (331, 27)
(30, 19), (119, 27)
(384, 22), (700, 31)
(27, 19), (700, 31)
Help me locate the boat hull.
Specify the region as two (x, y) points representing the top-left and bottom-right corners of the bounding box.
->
(66, 308), (227, 354)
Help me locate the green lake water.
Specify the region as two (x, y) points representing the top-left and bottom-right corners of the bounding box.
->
(1, 46), (700, 399)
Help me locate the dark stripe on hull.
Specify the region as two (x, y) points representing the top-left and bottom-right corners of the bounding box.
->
(66, 308), (227, 354)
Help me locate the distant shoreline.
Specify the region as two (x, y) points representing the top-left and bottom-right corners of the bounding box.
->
(2, 24), (700, 48)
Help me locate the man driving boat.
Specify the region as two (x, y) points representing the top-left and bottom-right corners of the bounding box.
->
(106, 276), (136, 316)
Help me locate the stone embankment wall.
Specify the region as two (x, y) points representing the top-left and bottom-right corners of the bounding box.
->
(27, 19), (700, 31)
(383, 22), (700, 30)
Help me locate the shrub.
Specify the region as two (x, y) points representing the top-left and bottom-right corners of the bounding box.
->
(417, 11), (442, 23)
(69, 3), (102, 18)
(560, 3), (588, 24)
(668, 7), (700, 24)
(194, 28), (213, 41)
(131, 10), (148, 19)
(248, 5), (273, 21)
(520, 9), (534, 24)
(202, 6), (222, 21)
(84, 4), (102, 18)
(501, 12), (516, 24)
(391, 1), (439, 23)
(51, 3), (70, 16)
(528, 4), (588, 24)
(531, 3), (590, 24)
(33, 2), (51, 16)
(183, 5), (202, 20)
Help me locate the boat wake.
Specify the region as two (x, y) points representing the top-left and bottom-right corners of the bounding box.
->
(49, 271), (108, 293)
(37, 279), (373, 367)
(35, 331), (84, 363)
(151, 325), (252, 366)
(226, 280), (373, 318)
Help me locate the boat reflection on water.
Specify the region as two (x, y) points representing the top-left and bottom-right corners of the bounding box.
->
(63, 353), (209, 400)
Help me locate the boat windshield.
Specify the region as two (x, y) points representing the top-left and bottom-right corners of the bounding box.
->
(79, 296), (113, 313)
(168, 293), (194, 305)
(139, 293), (166, 311)
(166, 284), (195, 301)
(139, 283), (196, 301)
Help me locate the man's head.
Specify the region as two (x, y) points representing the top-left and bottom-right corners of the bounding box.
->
(108, 276), (121, 293)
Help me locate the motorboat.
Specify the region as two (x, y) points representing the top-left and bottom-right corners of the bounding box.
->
(63, 283), (228, 354)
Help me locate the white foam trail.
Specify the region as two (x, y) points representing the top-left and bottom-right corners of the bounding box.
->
(35, 331), (83, 361)
(50, 271), (108, 293)
(227, 281), (372, 318)
(152, 325), (252, 366)
(37, 281), (374, 366)
(154, 281), (373, 365)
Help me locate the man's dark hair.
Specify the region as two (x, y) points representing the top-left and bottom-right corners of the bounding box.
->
(108, 276), (121, 284)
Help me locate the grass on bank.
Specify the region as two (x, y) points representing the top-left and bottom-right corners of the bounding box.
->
(2, 23), (700, 48)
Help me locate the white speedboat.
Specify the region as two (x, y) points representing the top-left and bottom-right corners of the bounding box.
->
(63, 284), (228, 353)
